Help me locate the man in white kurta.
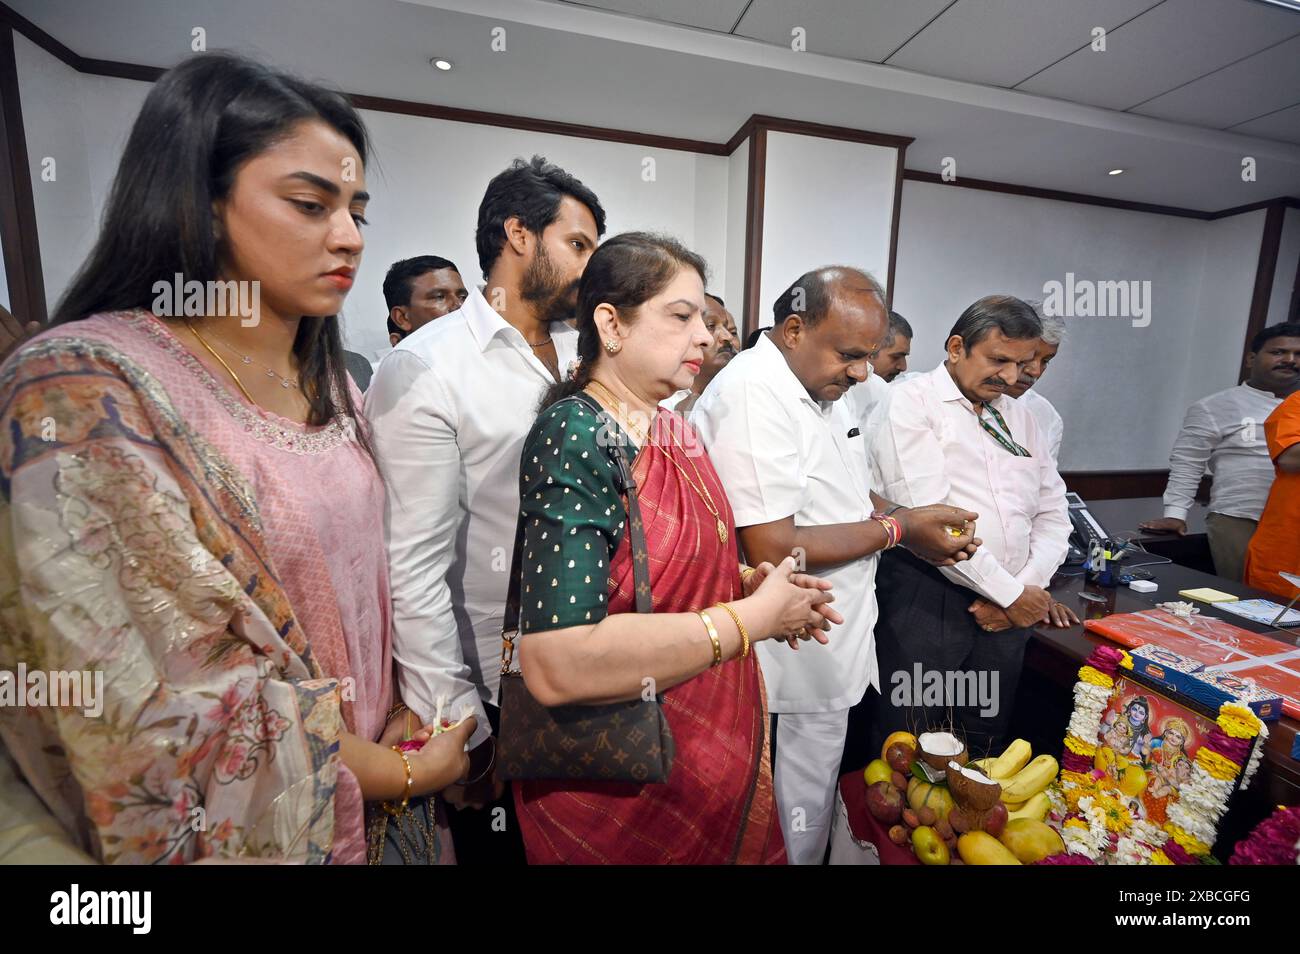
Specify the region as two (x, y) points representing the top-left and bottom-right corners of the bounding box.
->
(693, 268), (978, 864)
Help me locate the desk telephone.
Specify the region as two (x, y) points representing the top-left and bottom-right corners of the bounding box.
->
(1065, 491), (1111, 565)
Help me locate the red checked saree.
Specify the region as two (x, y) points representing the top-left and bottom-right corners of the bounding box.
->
(512, 398), (784, 864)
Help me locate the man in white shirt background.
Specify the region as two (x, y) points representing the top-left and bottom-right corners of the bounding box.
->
(1005, 312), (1066, 464)
(843, 310), (914, 445)
(661, 292), (739, 414)
(870, 296), (1074, 757)
(1140, 322), (1300, 582)
(365, 156), (605, 863)
(692, 267), (979, 864)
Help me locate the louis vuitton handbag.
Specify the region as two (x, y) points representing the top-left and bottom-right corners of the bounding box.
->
(496, 391), (675, 783)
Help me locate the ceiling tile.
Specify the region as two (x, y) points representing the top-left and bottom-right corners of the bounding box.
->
(1228, 101), (1300, 145)
(555, 0), (752, 33)
(1016, 0), (1300, 111)
(734, 0), (956, 62)
(1131, 34), (1300, 128)
(887, 0), (1158, 88)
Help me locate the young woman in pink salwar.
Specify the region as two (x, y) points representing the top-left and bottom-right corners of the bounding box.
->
(0, 53), (472, 863)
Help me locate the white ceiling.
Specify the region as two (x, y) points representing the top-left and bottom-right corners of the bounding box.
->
(7, 0), (1300, 211)
(564, 0), (1300, 141)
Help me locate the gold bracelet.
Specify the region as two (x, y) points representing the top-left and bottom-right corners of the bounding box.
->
(714, 601), (750, 660)
(389, 745), (414, 813)
(697, 610), (723, 667)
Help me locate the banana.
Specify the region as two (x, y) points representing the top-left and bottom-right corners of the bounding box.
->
(1007, 791), (1051, 822)
(989, 739), (1032, 780)
(999, 754), (1059, 804)
(969, 757), (996, 776)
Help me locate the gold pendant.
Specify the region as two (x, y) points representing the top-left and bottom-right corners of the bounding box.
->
(717, 519), (728, 544)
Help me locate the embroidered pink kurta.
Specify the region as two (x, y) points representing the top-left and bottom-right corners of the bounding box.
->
(0, 310), (391, 863)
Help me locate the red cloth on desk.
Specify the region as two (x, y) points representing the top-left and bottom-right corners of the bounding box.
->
(839, 770), (921, 865)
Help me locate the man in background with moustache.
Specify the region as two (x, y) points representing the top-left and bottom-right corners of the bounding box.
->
(869, 296), (1072, 756)
(663, 292), (739, 414)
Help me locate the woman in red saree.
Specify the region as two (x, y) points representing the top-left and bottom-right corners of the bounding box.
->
(511, 233), (843, 864)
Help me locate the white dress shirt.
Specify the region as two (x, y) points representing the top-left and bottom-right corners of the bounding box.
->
(870, 363), (1070, 610)
(1161, 383), (1281, 522)
(843, 372), (893, 443)
(691, 333), (879, 713)
(1017, 388), (1064, 464)
(364, 288), (578, 749)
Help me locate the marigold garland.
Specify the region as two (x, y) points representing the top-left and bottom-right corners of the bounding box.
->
(1052, 644), (1264, 864)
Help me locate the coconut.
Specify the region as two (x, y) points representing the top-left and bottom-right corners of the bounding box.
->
(916, 731), (968, 772)
(945, 760), (1002, 811)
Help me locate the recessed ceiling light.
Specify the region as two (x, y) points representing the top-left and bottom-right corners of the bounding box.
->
(1108, 168), (1124, 176)
(430, 58), (453, 71)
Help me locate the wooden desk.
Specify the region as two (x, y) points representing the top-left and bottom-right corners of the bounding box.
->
(1011, 559), (1299, 856)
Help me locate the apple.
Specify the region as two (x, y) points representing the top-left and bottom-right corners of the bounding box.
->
(866, 781), (904, 824)
(886, 742), (915, 775)
(911, 826), (951, 865)
(983, 802), (1009, 838)
(864, 759), (893, 788)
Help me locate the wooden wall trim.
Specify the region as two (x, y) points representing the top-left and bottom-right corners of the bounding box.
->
(740, 126), (766, 343)
(902, 169), (1217, 220)
(738, 114), (914, 150)
(0, 23), (45, 323)
(1059, 470), (1209, 502)
(1290, 233), (1300, 323)
(349, 93), (729, 156)
(1241, 204), (1287, 381)
(886, 143), (907, 312)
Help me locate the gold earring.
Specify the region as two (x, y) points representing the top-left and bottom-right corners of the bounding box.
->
(604, 339), (621, 354)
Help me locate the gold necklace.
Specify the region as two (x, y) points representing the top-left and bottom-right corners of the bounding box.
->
(200, 323), (301, 391)
(584, 379), (728, 545)
(185, 319), (257, 404)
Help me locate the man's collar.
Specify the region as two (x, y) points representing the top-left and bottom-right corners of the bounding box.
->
(932, 360), (1001, 412)
(755, 330), (827, 413)
(464, 286), (577, 353)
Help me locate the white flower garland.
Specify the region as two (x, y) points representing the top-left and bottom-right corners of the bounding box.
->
(1240, 721), (1269, 789)
(1067, 681), (1110, 743)
(1062, 796), (1111, 861)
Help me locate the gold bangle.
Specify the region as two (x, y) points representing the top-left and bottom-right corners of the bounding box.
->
(697, 610), (723, 667)
(390, 745), (414, 812)
(714, 602), (750, 660)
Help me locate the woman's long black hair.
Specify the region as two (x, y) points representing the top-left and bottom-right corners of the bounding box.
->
(53, 52), (373, 456)
(538, 232), (707, 411)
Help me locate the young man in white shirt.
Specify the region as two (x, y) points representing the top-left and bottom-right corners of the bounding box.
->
(870, 296), (1074, 758)
(692, 267), (979, 864)
(1140, 322), (1300, 581)
(364, 156), (605, 862)
(1005, 313), (1066, 464)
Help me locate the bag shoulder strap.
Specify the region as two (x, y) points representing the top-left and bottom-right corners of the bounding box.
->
(502, 393), (653, 669)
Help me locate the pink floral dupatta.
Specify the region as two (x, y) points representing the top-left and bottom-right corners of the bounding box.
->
(0, 312), (388, 863)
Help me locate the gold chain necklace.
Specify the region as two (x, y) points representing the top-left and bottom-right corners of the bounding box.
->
(185, 319), (257, 404)
(584, 380), (728, 545)
(199, 322), (301, 391)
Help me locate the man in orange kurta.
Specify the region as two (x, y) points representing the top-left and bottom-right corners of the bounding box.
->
(1244, 391), (1300, 599)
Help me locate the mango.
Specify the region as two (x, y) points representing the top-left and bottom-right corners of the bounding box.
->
(957, 830), (1022, 865)
(998, 818), (1065, 864)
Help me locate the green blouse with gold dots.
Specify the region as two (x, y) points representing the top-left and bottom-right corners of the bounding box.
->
(518, 396), (636, 635)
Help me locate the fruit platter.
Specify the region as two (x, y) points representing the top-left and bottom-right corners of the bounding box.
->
(860, 730), (1064, 865)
